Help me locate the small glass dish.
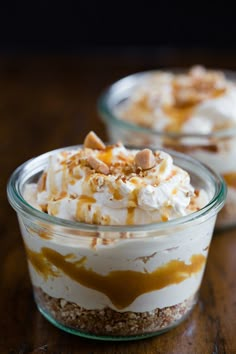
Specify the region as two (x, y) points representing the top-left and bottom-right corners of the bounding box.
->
(98, 69), (236, 229)
(7, 146), (226, 340)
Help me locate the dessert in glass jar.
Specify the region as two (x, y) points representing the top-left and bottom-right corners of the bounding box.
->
(7, 132), (226, 340)
(98, 66), (236, 229)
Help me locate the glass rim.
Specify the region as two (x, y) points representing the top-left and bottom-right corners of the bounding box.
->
(98, 68), (236, 140)
(7, 145), (227, 234)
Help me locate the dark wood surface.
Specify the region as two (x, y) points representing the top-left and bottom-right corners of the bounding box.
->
(1, 51), (236, 354)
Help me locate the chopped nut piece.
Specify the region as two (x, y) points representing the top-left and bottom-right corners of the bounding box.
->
(84, 131), (105, 150)
(134, 149), (156, 170)
(87, 156), (109, 175)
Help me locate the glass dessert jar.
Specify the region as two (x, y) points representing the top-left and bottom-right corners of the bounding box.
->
(98, 68), (236, 229)
(7, 146), (226, 341)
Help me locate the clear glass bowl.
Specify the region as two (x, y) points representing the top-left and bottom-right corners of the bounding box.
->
(7, 146), (226, 341)
(98, 70), (236, 229)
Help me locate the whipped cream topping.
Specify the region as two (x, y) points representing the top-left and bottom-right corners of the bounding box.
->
(117, 66), (236, 133)
(24, 132), (203, 225)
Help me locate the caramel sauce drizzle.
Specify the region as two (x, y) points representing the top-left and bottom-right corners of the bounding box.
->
(26, 246), (206, 309)
(108, 184), (123, 200)
(161, 214), (169, 222)
(212, 88), (227, 98)
(163, 87), (226, 132)
(26, 227), (52, 240)
(122, 80), (226, 132)
(126, 189), (139, 224)
(172, 188), (178, 195)
(97, 147), (113, 165)
(38, 231), (52, 240)
(76, 195), (96, 221)
(129, 177), (141, 185)
(164, 104), (195, 132)
(126, 207), (135, 225)
(78, 195), (96, 204)
(130, 189), (139, 205)
(159, 158), (168, 174)
(91, 208), (101, 224)
(113, 189), (123, 200)
(223, 172), (236, 189)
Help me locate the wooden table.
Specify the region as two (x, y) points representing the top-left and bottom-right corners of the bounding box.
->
(1, 51), (236, 354)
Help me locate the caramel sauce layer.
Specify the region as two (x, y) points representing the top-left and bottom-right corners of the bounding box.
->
(26, 247), (206, 309)
(26, 247), (59, 279)
(223, 172), (236, 189)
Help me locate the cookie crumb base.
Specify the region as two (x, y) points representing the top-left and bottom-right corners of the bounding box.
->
(34, 287), (197, 338)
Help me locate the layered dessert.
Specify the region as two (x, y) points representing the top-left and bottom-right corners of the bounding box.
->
(19, 132), (216, 338)
(112, 66), (236, 228)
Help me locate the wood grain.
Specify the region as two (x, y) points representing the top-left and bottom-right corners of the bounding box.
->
(0, 51), (236, 354)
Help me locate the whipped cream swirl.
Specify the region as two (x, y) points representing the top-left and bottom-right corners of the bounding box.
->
(24, 133), (200, 225)
(117, 66), (236, 134)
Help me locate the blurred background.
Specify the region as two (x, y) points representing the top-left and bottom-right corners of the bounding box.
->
(1, 1), (236, 168)
(0, 2), (236, 53)
(1, 1), (236, 161)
